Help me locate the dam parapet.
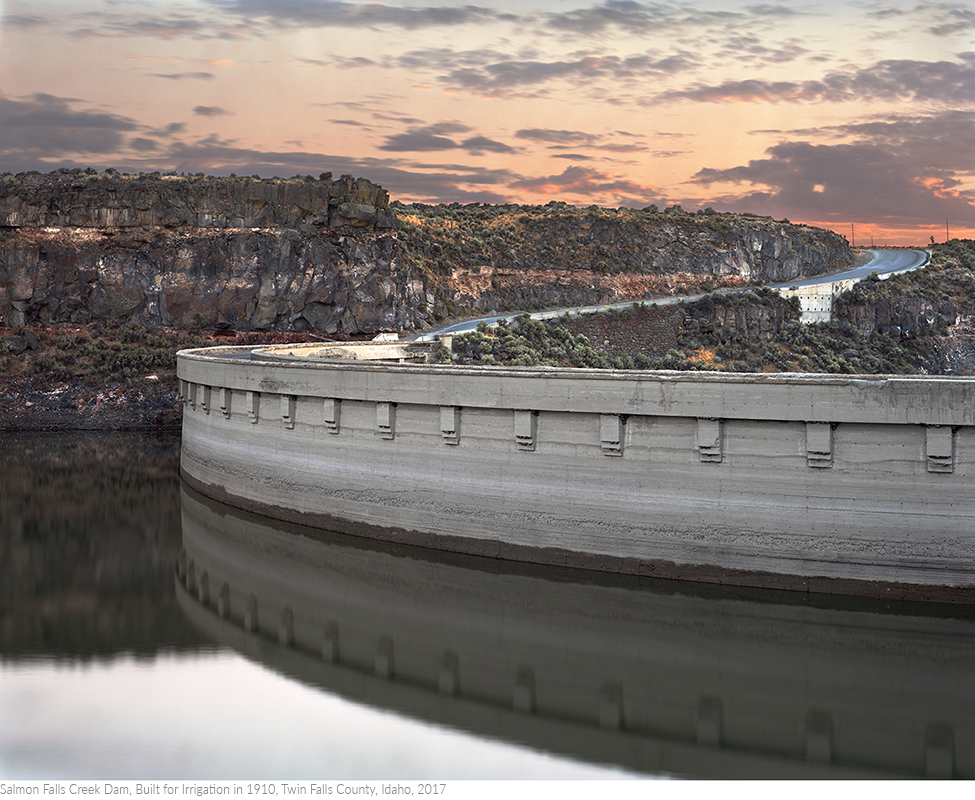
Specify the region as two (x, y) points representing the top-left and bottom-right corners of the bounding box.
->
(178, 345), (975, 600)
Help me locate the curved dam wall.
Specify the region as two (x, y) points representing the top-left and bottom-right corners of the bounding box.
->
(177, 345), (975, 599)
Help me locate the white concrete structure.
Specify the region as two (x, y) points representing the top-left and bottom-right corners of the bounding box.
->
(780, 279), (856, 323)
(178, 343), (975, 599)
(176, 487), (975, 778)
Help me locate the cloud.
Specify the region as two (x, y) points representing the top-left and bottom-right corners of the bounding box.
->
(148, 122), (188, 137)
(150, 72), (216, 80)
(205, 0), (510, 30)
(460, 136), (517, 155)
(922, 3), (975, 36)
(515, 129), (601, 146)
(6, 4), (261, 41)
(806, 110), (975, 176)
(70, 13), (210, 39)
(130, 137), (161, 152)
(514, 128), (648, 154)
(193, 106), (232, 117)
(692, 113), (975, 225)
(379, 122), (471, 152)
(389, 45), (697, 98)
(509, 165), (664, 205)
(335, 56), (377, 68)
(438, 51), (699, 96)
(713, 34), (808, 67)
(0, 91), (140, 158)
(378, 122), (514, 155)
(0, 12), (48, 28)
(658, 53), (975, 104)
(542, 1), (802, 37)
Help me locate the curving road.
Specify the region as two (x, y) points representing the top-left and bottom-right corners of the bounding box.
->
(770, 248), (928, 290)
(417, 249), (929, 340)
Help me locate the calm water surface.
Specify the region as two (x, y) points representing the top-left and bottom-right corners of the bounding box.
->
(2, 432), (973, 779)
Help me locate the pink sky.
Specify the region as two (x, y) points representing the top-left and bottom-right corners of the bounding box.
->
(1, 0), (974, 245)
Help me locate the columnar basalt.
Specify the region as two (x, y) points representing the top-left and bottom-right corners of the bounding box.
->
(0, 172), (395, 230)
(0, 173), (416, 334)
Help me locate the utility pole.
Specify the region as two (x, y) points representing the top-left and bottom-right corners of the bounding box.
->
(946, 218), (950, 242)
(851, 223), (855, 247)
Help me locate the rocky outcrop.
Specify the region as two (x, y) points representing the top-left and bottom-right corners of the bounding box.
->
(0, 227), (426, 333)
(0, 171), (396, 230)
(0, 174), (852, 335)
(838, 295), (954, 339)
(923, 321), (975, 375)
(398, 205), (852, 284)
(0, 173), (420, 334)
(554, 292), (800, 362)
(681, 292), (800, 344)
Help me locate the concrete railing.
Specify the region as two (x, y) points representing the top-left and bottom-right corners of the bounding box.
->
(178, 344), (975, 599)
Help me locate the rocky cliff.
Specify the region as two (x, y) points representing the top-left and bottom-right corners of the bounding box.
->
(398, 203), (850, 284)
(0, 170), (396, 230)
(832, 243), (975, 375)
(0, 172), (852, 335)
(0, 172), (424, 333)
(1, 225), (425, 333)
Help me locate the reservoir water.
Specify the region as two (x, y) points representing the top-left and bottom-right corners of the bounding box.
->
(2, 432), (973, 779)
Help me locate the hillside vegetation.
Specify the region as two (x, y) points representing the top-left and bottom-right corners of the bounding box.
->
(444, 241), (975, 376)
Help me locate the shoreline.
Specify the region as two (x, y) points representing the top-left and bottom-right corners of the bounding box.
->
(0, 372), (182, 432)
(0, 324), (371, 432)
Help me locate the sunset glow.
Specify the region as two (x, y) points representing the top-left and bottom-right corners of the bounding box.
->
(1, 0), (973, 245)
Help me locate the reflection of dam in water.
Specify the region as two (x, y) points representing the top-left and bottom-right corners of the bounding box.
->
(177, 485), (974, 779)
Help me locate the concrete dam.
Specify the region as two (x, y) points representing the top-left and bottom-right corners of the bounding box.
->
(177, 342), (975, 601)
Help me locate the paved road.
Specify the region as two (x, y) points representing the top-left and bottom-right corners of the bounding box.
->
(770, 248), (928, 290)
(416, 248), (929, 340)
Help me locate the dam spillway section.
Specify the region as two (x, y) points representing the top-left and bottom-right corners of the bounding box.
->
(177, 340), (975, 601)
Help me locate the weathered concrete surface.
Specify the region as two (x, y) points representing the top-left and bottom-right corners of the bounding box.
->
(780, 280), (856, 324)
(177, 486), (975, 778)
(178, 347), (975, 596)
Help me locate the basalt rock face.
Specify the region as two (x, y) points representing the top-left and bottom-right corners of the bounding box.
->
(682, 295), (800, 344)
(838, 296), (955, 340)
(0, 172), (396, 230)
(399, 206), (853, 284)
(0, 174), (427, 334)
(0, 174), (852, 335)
(838, 295), (975, 375)
(0, 227), (425, 333)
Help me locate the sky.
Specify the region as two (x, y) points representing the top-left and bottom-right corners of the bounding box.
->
(1, 0), (974, 245)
